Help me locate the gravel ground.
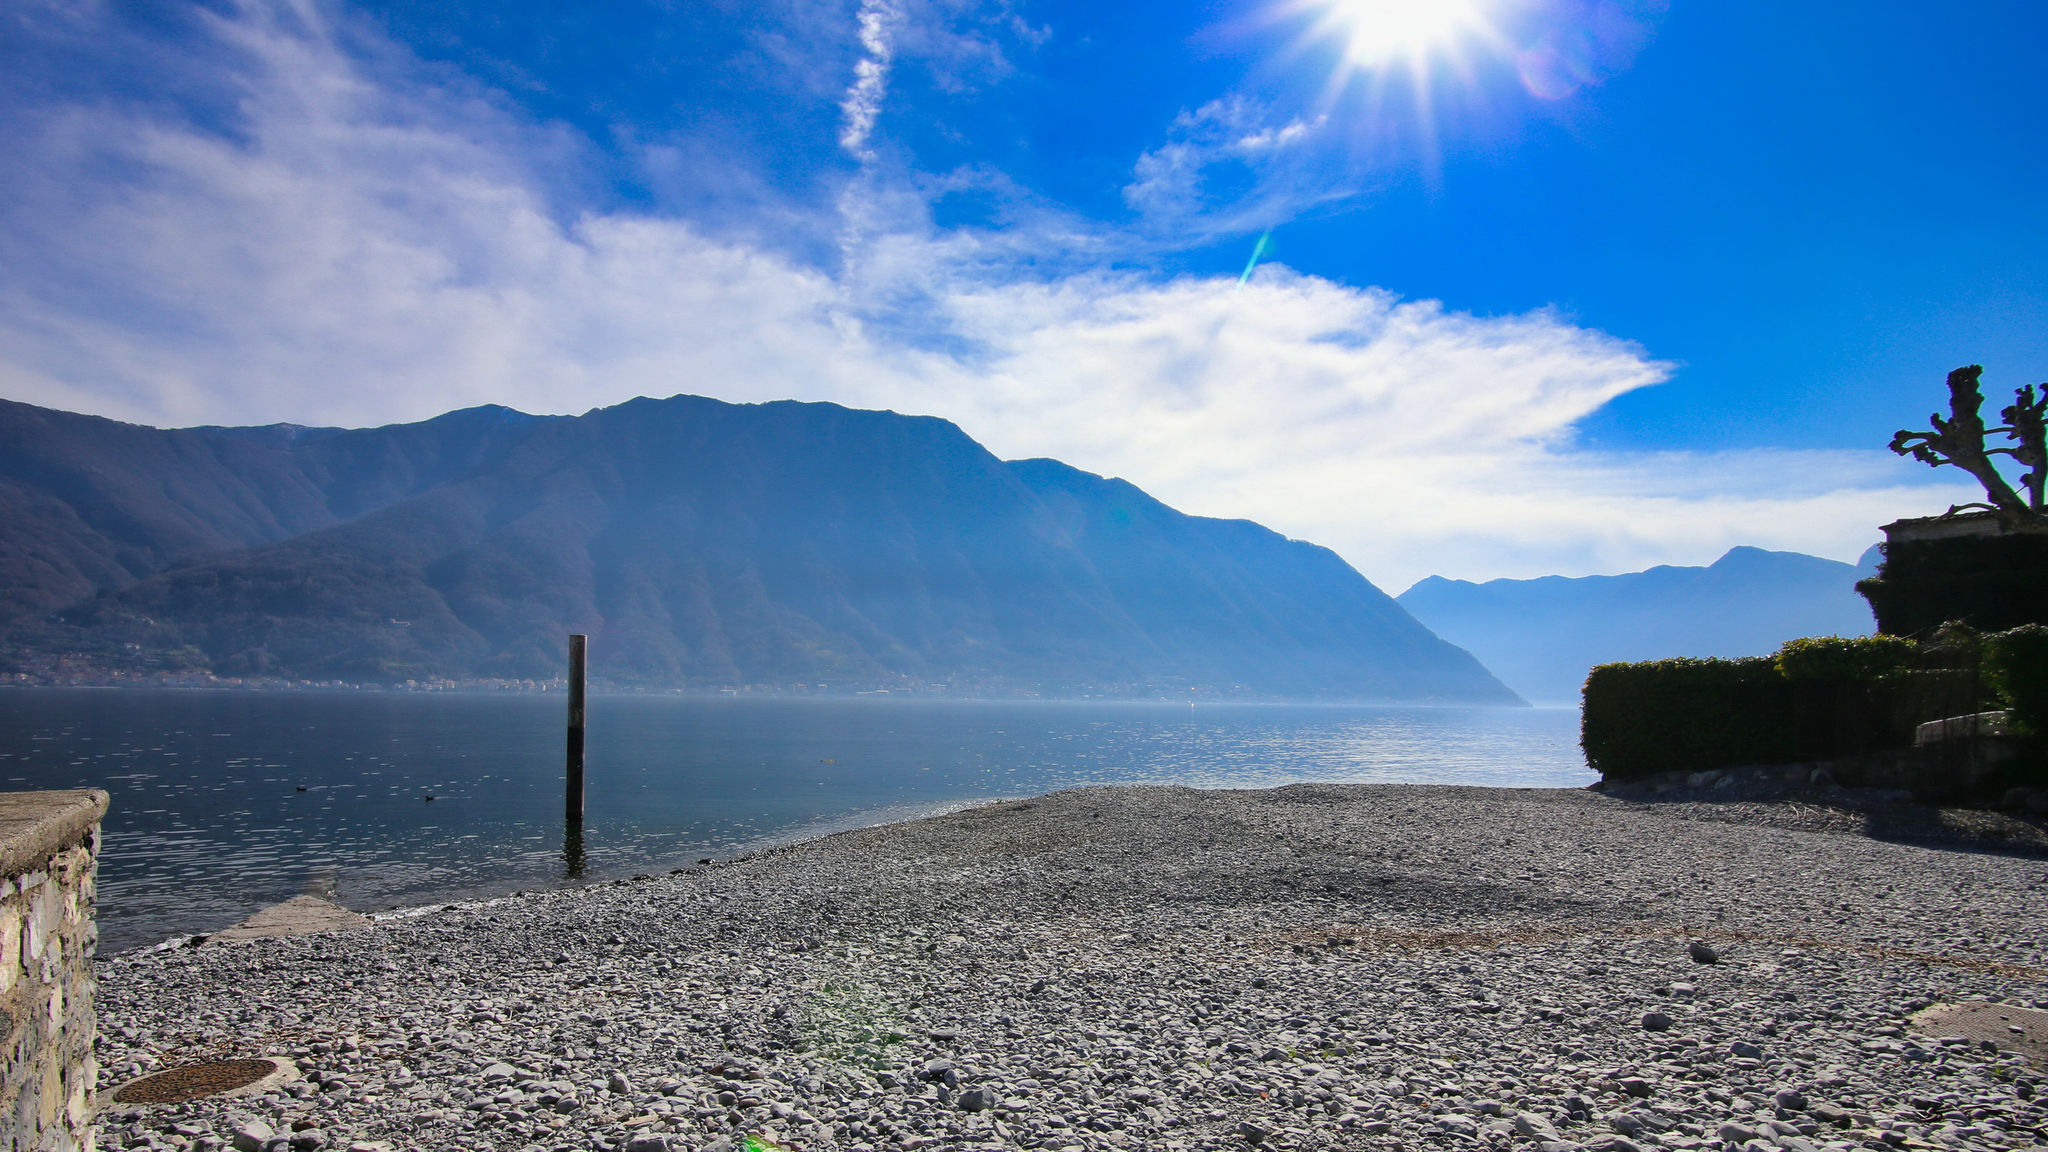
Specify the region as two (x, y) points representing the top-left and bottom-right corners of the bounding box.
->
(95, 784), (2048, 1152)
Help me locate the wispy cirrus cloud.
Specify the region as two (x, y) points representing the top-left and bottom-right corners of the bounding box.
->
(1123, 97), (1343, 235)
(0, 0), (1970, 590)
(838, 0), (901, 161)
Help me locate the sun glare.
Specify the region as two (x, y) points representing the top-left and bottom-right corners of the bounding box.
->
(1306, 0), (1503, 73)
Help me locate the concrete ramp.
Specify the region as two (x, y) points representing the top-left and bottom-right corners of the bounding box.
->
(207, 895), (370, 943)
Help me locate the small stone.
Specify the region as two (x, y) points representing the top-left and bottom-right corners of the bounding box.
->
(231, 1121), (275, 1152)
(1810, 1103), (1849, 1125)
(287, 1132), (324, 1152)
(1717, 1121), (1760, 1143)
(1611, 1113), (1646, 1135)
(1773, 1088), (1809, 1112)
(1618, 1077), (1653, 1098)
(956, 1087), (998, 1112)
(481, 1062), (516, 1083)
(1514, 1112), (1560, 1140)
(607, 1071), (631, 1094)
(1688, 941), (1720, 964)
(1730, 1041), (1765, 1059)
(1642, 1011), (1674, 1031)
(622, 1137), (670, 1152)
(1435, 1116), (1479, 1137)
(1235, 1120), (1271, 1144)
(1602, 1139), (1645, 1152)
(1257, 1047), (1286, 1062)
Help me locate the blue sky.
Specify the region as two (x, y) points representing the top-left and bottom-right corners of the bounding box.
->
(1, 0), (2041, 588)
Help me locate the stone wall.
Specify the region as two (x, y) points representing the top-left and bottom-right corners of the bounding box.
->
(0, 790), (109, 1152)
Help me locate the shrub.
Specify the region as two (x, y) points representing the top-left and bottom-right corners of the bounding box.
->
(1581, 658), (1796, 780)
(1916, 621), (1985, 670)
(1986, 624), (2048, 735)
(1774, 634), (1916, 681)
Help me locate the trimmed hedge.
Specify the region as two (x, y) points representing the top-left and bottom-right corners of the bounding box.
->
(1858, 533), (2048, 636)
(1581, 658), (1794, 780)
(1987, 624), (2048, 736)
(1583, 649), (1988, 782)
(1774, 634), (1915, 681)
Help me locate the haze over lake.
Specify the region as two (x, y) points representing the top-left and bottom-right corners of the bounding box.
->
(0, 689), (1585, 952)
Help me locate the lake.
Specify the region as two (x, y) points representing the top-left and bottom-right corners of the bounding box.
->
(0, 689), (1588, 952)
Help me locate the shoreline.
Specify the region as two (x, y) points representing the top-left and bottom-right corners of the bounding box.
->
(3, 680), (1558, 708)
(97, 782), (2048, 1152)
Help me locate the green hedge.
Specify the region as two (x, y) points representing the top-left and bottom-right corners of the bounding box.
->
(1581, 658), (1795, 780)
(1858, 533), (2048, 636)
(1987, 624), (2048, 736)
(1583, 645), (1991, 782)
(1774, 634), (1915, 680)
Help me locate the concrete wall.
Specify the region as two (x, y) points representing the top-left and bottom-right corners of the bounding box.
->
(0, 791), (109, 1152)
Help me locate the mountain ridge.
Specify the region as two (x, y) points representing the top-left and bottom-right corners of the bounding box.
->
(0, 394), (1519, 703)
(1397, 545), (1881, 704)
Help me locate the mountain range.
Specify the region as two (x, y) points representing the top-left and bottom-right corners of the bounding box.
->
(1397, 546), (1882, 704)
(0, 395), (1518, 703)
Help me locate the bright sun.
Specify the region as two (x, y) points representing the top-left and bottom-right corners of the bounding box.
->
(1306, 0), (1503, 73)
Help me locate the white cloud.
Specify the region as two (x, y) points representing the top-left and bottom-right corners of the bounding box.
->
(1122, 97), (1342, 234)
(839, 0), (901, 161)
(848, 268), (1969, 588)
(0, 0), (1973, 591)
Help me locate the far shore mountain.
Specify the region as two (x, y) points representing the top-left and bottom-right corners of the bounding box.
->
(1397, 546), (1882, 705)
(0, 395), (1520, 703)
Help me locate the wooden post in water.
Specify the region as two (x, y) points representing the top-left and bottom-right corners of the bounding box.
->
(566, 633), (587, 821)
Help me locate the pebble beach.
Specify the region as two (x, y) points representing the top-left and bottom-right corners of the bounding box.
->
(95, 783), (2048, 1152)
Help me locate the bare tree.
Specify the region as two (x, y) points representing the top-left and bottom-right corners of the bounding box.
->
(2001, 382), (2047, 511)
(1890, 365), (2048, 530)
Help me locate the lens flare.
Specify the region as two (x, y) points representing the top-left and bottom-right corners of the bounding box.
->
(1307, 0), (1504, 73)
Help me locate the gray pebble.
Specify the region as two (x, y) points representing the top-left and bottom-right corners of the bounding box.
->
(87, 784), (2048, 1152)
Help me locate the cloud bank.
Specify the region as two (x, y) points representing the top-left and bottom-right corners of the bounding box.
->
(0, 0), (1970, 590)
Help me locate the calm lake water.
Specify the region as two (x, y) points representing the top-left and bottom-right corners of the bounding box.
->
(0, 689), (1588, 952)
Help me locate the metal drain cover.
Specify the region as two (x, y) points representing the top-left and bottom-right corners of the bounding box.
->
(1908, 1002), (2048, 1065)
(111, 1057), (298, 1104)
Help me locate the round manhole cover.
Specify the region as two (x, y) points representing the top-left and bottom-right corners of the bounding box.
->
(112, 1058), (296, 1104)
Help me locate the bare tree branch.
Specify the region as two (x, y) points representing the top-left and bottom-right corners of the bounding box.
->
(1889, 364), (2046, 530)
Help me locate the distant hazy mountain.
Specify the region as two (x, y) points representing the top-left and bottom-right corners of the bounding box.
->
(0, 395), (1518, 702)
(1397, 546), (1881, 704)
